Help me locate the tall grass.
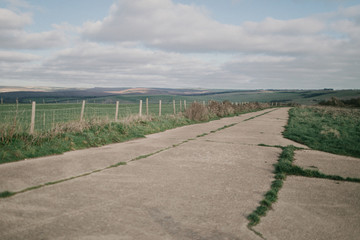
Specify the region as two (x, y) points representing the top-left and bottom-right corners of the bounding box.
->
(0, 115), (193, 164)
(284, 106), (360, 158)
(184, 101), (270, 121)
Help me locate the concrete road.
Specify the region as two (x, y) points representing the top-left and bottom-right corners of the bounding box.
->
(1, 108), (359, 240)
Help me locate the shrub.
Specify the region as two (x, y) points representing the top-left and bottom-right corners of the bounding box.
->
(208, 100), (226, 117)
(184, 102), (210, 121)
(319, 97), (345, 107)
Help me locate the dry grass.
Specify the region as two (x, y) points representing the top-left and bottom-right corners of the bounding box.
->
(184, 102), (210, 121)
(119, 115), (154, 126)
(184, 100), (271, 121)
(320, 126), (341, 138)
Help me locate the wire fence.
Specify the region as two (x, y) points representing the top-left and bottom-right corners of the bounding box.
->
(0, 99), (197, 134)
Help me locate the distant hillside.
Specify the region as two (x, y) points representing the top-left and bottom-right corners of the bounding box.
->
(0, 87), (359, 105)
(0, 87), (216, 103)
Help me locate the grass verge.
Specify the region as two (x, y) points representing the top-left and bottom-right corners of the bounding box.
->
(0, 115), (195, 164)
(283, 106), (360, 158)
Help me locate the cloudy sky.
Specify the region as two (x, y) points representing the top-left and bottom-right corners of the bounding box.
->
(0, 0), (359, 89)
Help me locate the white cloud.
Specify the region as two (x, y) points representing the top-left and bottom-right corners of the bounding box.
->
(0, 8), (32, 29)
(1, 1), (360, 89)
(232, 55), (295, 63)
(0, 50), (40, 62)
(82, 0), (242, 52)
(81, 0), (350, 54)
(0, 8), (67, 49)
(243, 17), (325, 35)
(3, 41), (358, 89)
(0, 43), (227, 88)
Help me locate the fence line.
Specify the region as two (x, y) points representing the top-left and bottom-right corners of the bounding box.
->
(0, 99), (280, 134)
(0, 99), (197, 134)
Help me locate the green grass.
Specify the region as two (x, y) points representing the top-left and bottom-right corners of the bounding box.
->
(284, 106), (360, 158)
(0, 115), (194, 164)
(0, 101), (184, 132)
(0, 191), (15, 198)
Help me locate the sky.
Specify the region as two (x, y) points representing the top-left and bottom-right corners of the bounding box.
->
(0, 0), (360, 89)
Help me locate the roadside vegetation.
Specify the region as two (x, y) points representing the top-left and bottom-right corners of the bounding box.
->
(283, 106), (360, 158)
(184, 100), (270, 121)
(0, 115), (193, 164)
(319, 96), (360, 108)
(0, 101), (271, 164)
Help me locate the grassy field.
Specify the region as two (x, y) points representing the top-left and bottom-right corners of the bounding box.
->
(284, 106), (360, 158)
(0, 100), (187, 133)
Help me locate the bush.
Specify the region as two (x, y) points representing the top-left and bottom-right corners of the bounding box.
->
(319, 97), (345, 107)
(208, 101), (226, 117)
(184, 102), (210, 121)
(319, 97), (360, 108)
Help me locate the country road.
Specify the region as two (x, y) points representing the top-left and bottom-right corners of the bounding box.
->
(1, 108), (359, 240)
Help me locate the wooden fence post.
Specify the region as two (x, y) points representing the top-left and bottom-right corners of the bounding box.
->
(159, 100), (162, 116)
(180, 100), (182, 112)
(146, 98), (149, 115)
(52, 110), (55, 129)
(43, 112), (46, 129)
(80, 100), (85, 121)
(173, 100), (176, 115)
(115, 101), (119, 121)
(203, 101), (206, 107)
(30, 101), (36, 134)
(184, 100), (186, 110)
(1, 97), (3, 104)
(139, 100), (143, 117)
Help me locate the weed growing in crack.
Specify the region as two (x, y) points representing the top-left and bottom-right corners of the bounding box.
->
(0, 191), (15, 198)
